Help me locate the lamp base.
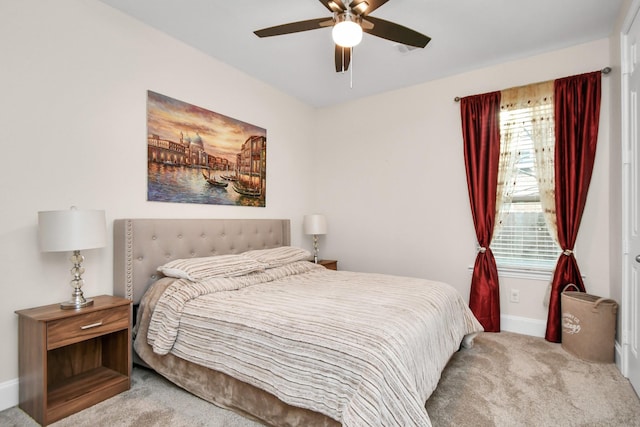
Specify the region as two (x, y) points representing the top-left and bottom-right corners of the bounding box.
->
(313, 235), (320, 264)
(61, 250), (93, 310)
(60, 297), (94, 310)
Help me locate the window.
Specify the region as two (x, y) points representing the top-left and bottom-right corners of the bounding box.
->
(490, 97), (560, 270)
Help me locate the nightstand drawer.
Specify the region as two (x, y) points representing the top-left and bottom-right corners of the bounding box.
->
(47, 305), (129, 350)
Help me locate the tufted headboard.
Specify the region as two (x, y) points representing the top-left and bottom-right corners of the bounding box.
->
(113, 218), (291, 304)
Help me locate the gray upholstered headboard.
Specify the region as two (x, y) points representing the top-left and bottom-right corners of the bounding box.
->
(113, 218), (291, 304)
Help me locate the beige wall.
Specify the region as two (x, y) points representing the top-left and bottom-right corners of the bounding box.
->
(0, 0), (316, 387)
(314, 38), (613, 331)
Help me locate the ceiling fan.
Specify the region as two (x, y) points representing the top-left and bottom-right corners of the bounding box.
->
(254, 0), (431, 73)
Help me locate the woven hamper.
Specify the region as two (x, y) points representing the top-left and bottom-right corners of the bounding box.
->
(561, 284), (618, 363)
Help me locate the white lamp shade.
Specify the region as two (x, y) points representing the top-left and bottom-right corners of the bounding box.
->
(38, 208), (107, 252)
(303, 214), (328, 235)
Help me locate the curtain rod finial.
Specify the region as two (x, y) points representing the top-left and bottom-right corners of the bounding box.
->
(454, 96), (461, 102)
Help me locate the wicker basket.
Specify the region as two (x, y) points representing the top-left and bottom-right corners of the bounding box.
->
(561, 284), (618, 363)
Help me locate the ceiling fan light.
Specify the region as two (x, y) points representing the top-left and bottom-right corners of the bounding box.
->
(332, 20), (363, 48)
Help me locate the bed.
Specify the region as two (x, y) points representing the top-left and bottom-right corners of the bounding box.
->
(113, 218), (482, 427)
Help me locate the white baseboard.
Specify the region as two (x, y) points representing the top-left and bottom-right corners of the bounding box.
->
(0, 377), (18, 412)
(615, 340), (624, 374)
(500, 314), (546, 337)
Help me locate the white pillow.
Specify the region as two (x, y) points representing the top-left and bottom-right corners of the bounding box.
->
(243, 246), (311, 268)
(158, 254), (266, 281)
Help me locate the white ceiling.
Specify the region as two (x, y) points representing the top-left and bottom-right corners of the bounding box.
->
(98, 0), (623, 108)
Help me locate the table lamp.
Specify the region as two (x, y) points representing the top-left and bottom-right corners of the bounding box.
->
(38, 207), (107, 309)
(303, 214), (327, 263)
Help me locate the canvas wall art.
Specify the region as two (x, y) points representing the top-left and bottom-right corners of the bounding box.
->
(147, 90), (266, 207)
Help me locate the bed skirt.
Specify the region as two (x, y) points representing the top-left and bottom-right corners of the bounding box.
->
(134, 337), (340, 427)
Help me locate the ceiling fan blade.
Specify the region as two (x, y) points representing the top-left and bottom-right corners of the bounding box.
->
(254, 18), (330, 38)
(361, 18), (374, 30)
(319, 0), (347, 13)
(349, 0), (389, 16)
(334, 45), (351, 72)
(363, 16), (431, 48)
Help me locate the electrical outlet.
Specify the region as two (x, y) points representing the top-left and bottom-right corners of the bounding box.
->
(510, 289), (520, 303)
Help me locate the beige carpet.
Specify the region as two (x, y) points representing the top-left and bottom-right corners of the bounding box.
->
(2, 332), (639, 426)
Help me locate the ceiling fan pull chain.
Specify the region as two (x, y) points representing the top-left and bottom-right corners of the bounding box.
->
(350, 47), (354, 89)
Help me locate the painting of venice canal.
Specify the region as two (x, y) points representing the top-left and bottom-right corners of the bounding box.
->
(147, 91), (266, 207)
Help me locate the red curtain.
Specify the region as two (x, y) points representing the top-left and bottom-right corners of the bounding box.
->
(545, 71), (601, 342)
(461, 91), (502, 332)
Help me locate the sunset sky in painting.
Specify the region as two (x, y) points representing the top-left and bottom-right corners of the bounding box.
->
(147, 91), (266, 162)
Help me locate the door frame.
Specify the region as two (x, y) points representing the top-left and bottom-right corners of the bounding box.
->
(621, 0), (640, 379)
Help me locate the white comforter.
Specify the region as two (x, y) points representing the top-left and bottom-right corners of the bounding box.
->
(144, 261), (482, 427)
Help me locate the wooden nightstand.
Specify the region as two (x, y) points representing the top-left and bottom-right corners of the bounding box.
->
(15, 295), (131, 426)
(318, 259), (338, 270)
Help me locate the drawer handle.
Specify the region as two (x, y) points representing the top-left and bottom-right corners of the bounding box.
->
(80, 321), (103, 330)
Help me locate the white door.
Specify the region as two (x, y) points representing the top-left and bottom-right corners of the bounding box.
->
(624, 5), (640, 395)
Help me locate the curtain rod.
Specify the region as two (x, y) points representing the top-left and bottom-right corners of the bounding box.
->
(453, 67), (611, 102)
